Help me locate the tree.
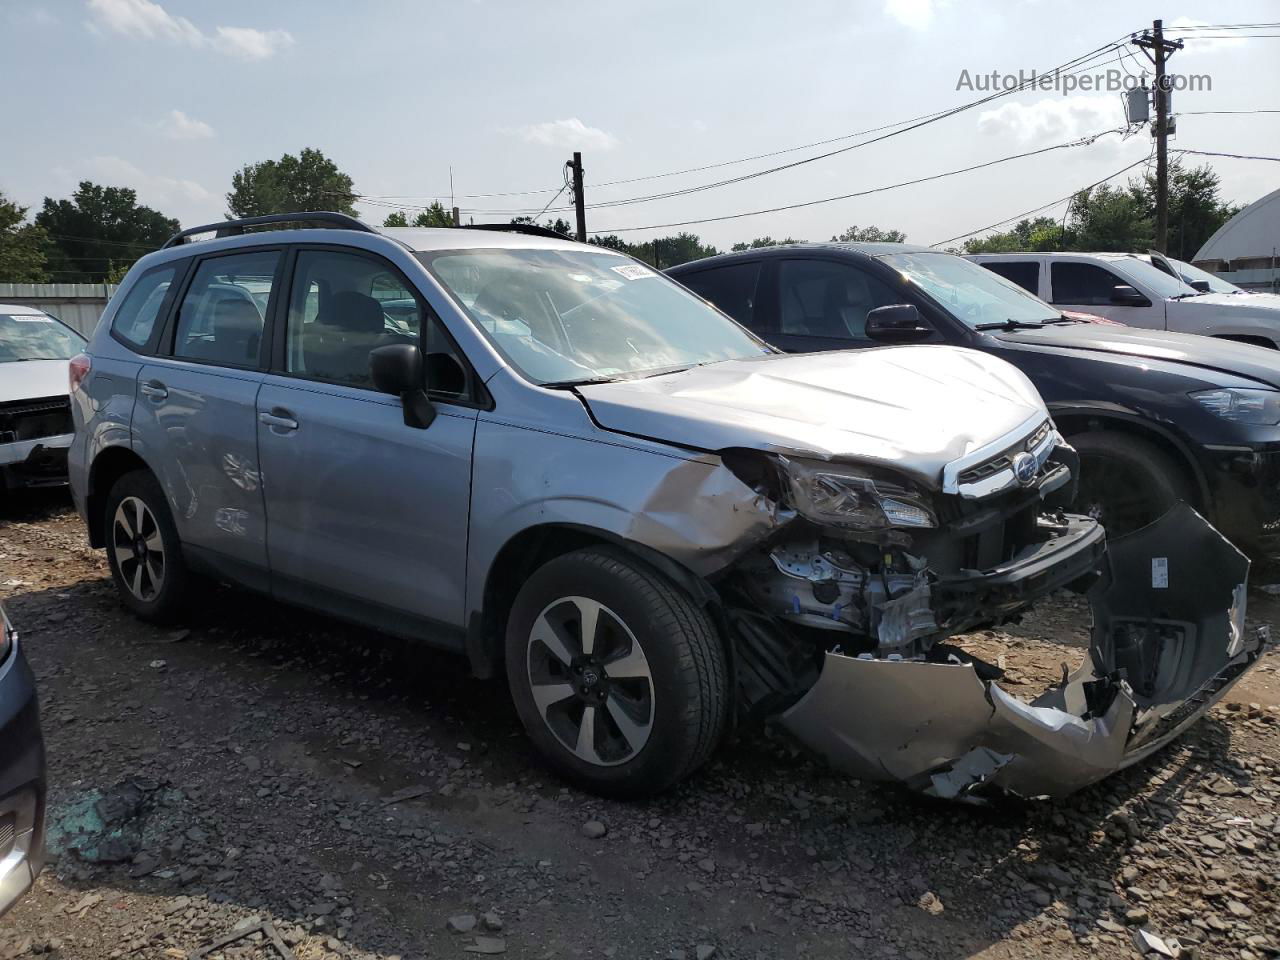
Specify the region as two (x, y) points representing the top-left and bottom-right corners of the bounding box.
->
(384, 202), (454, 228)
(730, 236), (802, 251)
(1135, 162), (1240, 260)
(1067, 184), (1153, 252)
(35, 182), (178, 283)
(226, 148), (357, 219)
(963, 217), (1066, 254)
(0, 192), (50, 282)
(512, 216), (575, 236)
(830, 224), (906, 243)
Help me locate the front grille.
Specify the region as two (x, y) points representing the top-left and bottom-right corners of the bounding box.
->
(957, 420), (1052, 488)
(0, 395), (72, 445)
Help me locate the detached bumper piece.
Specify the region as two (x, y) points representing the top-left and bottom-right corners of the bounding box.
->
(780, 504), (1269, 801)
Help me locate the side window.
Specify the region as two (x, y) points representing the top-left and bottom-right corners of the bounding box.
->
(173, 250), (280, 367)
(1051, 262), (1126, 306)
(982, 261), (1039, 295)
(777, 260), (902, 341)
(110, 266), (177, 349)
(284, 249), (467, 397)
(678, 263), (762, 329)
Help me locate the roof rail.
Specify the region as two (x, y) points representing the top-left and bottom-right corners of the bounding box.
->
(162, 212), (378, 249)
(461, 223), (576, 241)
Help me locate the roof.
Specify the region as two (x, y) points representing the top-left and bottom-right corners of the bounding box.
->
(376, 226), (588, 252)
(666, 240), (932, 271)
(966, 252), (1135, 261)
(1196, 187), (1280, 262)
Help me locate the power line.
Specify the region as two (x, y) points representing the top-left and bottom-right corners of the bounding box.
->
(930, 150), (1155, 248)
(590, 129), (1129, 234)
(1173, 148), (1280, 162)
(1176, 109), (1280, 116)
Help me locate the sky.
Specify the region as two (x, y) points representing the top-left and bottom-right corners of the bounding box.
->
(2, 0), (1278, 254)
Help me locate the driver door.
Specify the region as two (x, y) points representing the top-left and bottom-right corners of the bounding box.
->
(1049, 260), (1164, 329)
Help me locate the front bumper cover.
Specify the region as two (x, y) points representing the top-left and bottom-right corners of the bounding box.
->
(780, 504), (1268, 800)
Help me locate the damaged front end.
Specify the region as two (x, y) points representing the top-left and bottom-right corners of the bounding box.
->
(777, 504), (1269, 800)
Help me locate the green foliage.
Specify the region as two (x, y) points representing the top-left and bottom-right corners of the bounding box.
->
(962, 162), (1238, 257)
(830, 224), (907, 243)
(34, 182), (178, 283)
(0, 192), (50, 283)
(511, 216), (575, 236)
(730, 236), (802, 251)
(226, 148), (357, 219)
(384, 202), (454, 228)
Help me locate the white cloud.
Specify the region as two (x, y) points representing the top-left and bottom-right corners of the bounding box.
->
(977, 96), (1121, 144)
(211, 26), (295, 61)
(158, 109), (214, 140)
(884, 0), (935, 30)
(84, 155), (213, 208)
(85, 0), (293, 60)
(517, 118), (619, 152)
(1165, 17), (1246, 56)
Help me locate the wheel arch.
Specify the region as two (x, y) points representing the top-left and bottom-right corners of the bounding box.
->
(1049, 406), (1209, 512)
(85, 445), (155, 548)
(466, 522), (721, 680)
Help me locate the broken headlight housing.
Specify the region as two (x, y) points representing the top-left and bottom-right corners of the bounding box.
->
(779, 457), (937, 530)
(1190, 387), (1280, 425)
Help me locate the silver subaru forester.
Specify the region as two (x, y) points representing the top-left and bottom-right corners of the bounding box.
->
(68, 214), (1262, 801)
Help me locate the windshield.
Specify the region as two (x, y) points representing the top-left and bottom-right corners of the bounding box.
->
(419, 248), (770, 384)
(0, 312), (85, 362)
(1169, 257), (1243, 294)
(1112, 257), (1199, 299)
(879, 252), (1060, 327)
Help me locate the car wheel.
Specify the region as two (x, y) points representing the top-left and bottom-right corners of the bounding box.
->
(505, 547), (728, 799)
(1071, 431), (1191, 537)
(104, 470), (190, 623)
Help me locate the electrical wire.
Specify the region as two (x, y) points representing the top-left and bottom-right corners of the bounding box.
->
(930, 150), (1155, 247)
(1173, 148), (1280, 162)
(588, 129), (1130, 234)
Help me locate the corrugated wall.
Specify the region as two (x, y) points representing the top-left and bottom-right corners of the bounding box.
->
(0, 283), (119, 337)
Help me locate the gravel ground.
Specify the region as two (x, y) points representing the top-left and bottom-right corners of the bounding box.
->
(1, 491), (1278, 960)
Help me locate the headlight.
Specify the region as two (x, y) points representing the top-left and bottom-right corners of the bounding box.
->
(779, 458), (937, 530)
(1190, 388), (1280, 425)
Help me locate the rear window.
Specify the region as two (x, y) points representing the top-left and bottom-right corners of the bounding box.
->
(677, 262), (761, 328)
(0, 312), (85, 362)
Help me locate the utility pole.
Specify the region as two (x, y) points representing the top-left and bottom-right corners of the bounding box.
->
(1132, 19), (1183, 253)
(451, 206), (460, 227)
(569, 152), (587, 242)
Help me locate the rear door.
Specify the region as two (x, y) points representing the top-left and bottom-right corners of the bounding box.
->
(131, 247), (283, 579)
(1049, 259), (1163, 328)
(255, 246), (477, 638)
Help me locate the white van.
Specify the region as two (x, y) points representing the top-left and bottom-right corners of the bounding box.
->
(967, 251), (1280, 348)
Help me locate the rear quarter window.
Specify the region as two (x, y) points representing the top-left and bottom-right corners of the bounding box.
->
(111, 265), (179, 350)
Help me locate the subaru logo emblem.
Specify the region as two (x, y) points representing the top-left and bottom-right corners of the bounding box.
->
(1012, 451), (1038, 486)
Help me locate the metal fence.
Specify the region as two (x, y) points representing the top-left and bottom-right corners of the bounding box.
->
(0, 283), (118, 337)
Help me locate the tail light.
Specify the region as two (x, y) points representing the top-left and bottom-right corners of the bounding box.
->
(69, 353), (92, 394)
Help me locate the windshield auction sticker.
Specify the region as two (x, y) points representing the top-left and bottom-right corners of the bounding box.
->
(611, 264), (656, 280)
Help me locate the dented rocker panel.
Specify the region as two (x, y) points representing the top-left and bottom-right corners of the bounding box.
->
(779, 505), (1266, 800)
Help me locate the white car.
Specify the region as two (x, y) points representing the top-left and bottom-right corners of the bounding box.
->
(0, 305), (85, 492)
(967, 252), (1280, 348)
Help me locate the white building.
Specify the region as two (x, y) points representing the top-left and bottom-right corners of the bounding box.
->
(1194, 187), (1280, 292)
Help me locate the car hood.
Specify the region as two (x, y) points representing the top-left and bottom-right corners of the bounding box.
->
(994, 323), (1280, 388)
(576, 346), (1047, 489)
(1168, 292), (1280, 326)
(0, 359), (69, 404)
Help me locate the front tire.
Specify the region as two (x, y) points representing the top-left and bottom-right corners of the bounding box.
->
(104, 470), (190, 624)
(505, 547), (728, 799)
(1071, 431), (1191, 536)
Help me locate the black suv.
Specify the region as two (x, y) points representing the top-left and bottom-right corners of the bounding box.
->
(669, 244), (1280, 552)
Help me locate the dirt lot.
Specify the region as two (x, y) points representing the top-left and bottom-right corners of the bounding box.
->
(1, 491), (1278, 960)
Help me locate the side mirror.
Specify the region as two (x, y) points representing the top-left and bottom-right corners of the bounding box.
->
(865, 304), (932, 343)
(369, 343), (436, 429)
(1110, 284), (1149, 307)
(1189, 279), (1211, 294)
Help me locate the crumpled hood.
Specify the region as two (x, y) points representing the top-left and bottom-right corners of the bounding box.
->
(0, 360), (69, 404)
(577, 346), (1047, 489)
(996, 323), (1280, 388)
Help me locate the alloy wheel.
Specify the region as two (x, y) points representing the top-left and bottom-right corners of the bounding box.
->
(525, 596), (655, 767)
(112, 496), (165, 602)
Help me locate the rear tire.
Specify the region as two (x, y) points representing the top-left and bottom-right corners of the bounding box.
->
(1070, 431), (1191, 536)
(505, 547), (728, 799)
(104, 470), (190, 624)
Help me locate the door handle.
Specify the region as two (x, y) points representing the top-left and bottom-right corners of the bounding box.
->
(140, 380), (168, 400)
(258, 409), (299, 431)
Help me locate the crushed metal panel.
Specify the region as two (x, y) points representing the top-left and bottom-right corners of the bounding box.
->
(780, 504), (1266, 801)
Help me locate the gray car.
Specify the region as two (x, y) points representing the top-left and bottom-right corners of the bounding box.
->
(67, 214), (1261, 801)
